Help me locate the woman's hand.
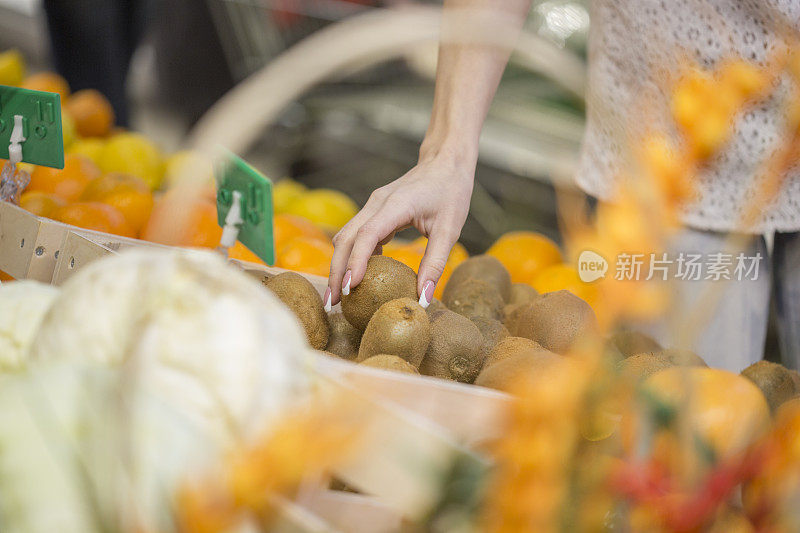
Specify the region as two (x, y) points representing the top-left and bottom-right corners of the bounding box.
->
(325, 152), (475, 311)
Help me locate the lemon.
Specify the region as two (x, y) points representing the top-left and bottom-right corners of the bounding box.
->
(99, 132), (163, 190)
(272, 178), (307, 214)
(0, 50), (25, 86)
(68, 138), (106, 167)
(60, 110), (76, 149)
(284, 189), (357, 233)
(163, 150), (214, 189)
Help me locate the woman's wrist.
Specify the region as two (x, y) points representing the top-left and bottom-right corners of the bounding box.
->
(418, 134), (479, 176)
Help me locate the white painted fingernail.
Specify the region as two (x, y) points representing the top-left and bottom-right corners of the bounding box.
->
(323, 288), (332, 313)
(342, 270), (351, 296)
(418, 280), (434, 309)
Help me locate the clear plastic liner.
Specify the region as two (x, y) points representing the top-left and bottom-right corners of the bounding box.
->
(0, 161), (30, 205)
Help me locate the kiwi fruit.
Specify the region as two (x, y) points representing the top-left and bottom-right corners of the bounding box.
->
(509, 283), (539, 305)
(515, 290), (598, 354)
(444, 255), (512, 302)
(471, 317), (510, 357)
(609, 329), (662, 358)
(360, 354), (419, 374)
(325, 312), (362, 360)
(419, 309), (485, 383)
(475, 351), (561, 392)
(443, 278), (504, 321)
(658, 349), (707, 367)
(265, 272), (329, 350)
(618, 353), (675, 382)
(790, 369), (800, 392)
(426, 298), (447, 316)
(357, 298), (431, 367)
(741, 360), (799, 413)
(484, 336), (549, 369)
(341, 256), (417, 331)
(503, 302), (528, 335)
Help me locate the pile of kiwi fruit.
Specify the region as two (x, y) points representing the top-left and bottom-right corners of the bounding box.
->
(264, 253), (603, 389)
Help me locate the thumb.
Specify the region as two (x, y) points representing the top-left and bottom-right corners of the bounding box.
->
(417, 229), (458, 308)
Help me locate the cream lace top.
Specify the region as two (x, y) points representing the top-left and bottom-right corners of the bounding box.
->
(577, 0), (800, 234)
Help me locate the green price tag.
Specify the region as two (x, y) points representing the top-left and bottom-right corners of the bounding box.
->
(216, 151), (275, 265)
(0, 85), (64, 168)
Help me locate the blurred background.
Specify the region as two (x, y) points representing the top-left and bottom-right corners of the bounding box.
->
(0, 0), (589, 254)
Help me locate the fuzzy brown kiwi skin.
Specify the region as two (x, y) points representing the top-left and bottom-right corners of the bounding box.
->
(360, 354), (419, 374)
(742, 360), (799, 413)
(483, 336), (548, 369)
(419, 309), (485, 383)
(515, 290), (598, 354)
(444, 255), (512, 303)
(265, 272), (329, 350)
(325, 312), (362, 360)
(357, 297), (431, 367)
(444, 278), (505, 321)
(618, 353), (675, 382)
(341, 255), (418, 331)
(609, 329), (662, 358)
(426, 298), (447, 317)
(475, 351), (561, 392)
(509, 283), (539, 305)
(471, 317), (510, 359)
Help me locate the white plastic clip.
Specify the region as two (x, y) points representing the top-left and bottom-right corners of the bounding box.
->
(219, 190), (244, 249)
(8, 115), (25, 165)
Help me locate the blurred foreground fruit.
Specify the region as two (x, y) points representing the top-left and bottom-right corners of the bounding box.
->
(99, 132), (163, 190)
(284, 189), (357, 233)
(142, 189), (221, 248)
(272, 179), (307, 213)
(0, 49), (25, 86)
(26, 153), (100, 201)
(65, 89), (115, 138)
(53, 201), (135, 238)
(641, 367), (770, 460)
(277, 237), (334, 277)
(19, 191), (66, 218)
(21, 71), (70, 101)
(487, 231), (562, 286)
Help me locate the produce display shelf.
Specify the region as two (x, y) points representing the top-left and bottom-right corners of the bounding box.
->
(0, 199), (510, 532)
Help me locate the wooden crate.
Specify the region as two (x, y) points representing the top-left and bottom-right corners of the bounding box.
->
(0, 201), (509, 530)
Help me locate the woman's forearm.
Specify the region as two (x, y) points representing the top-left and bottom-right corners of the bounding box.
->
(420, 0), (533, 165)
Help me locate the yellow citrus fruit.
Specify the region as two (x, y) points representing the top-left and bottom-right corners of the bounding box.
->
(277, 236), (334, 278)
(21, 71), (70, 101)
(272, 178), (307, 214)
(487, 231), (562, 286)
(19, 190), (66, 218)
(99, 132), (163, 190)
(284, 188), (357, 233)
(163, 150), (214, 189)
(61, 110), (76, 149)
(532, 263), (598, 308)
(68, 138), (106, 167)
(0, 49), (25, 86)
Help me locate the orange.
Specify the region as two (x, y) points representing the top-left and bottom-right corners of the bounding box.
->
(383, 237), (468, 298)
(486, 231), (562, 285)
(273, 213), (329, 249)
(65, 89), (115, 137)
(53, 201), (135, 238)
(277, 236), (334, 277)
(642, 367), (770, 460)
(80, 172), (149, 200)
(142, 190), (222, 248)
(229, 241), (265, 265)
(21, 71), (70, 101)
(531, 263), (598, 308)
(19, 191), (66, 218)
(27, 153), (101, 201)
(0, 270), (14, 282)
(97, 187), (154, 237)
